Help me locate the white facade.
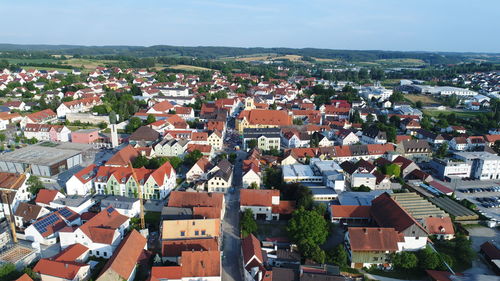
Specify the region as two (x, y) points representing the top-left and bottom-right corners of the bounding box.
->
(66, 175), (93, 196)
(242, 169), (261, 189)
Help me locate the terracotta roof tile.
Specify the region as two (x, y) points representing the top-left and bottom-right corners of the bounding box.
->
(331, 205), (371, 218)
(348, 227), (399, 251)
(162, 238), (219, 257)
(240, 189), (279, 207)
(98, 230), (147, 280)
(35, 189), (61, 205)
(181, 250), (221, 278)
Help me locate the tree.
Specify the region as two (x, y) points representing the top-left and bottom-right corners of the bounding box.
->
(146, 114), (156, 124)
(165, 157), (183, 170)
(287, 207), (328, 250)
(392, 251), (418, 270)
(129, 217), (141, 231)
(229, 153), (237, 164)
(383, 163), (401, 177)
(249, 182), (259, 189)
(436, 142), (448, 158)
(351, 185), (371, 192)
(132, 155), (149, 168)
(241, 209), (258, 238)
(296, 185), (314, 210)
(0, 263), (18, 280)
(417, 247), (440, 270)
(246, 139), (258, 150)
(415, 100), (423, 109)
(263, 167), (282, 188)
(125, 117), (143, 133)
(366, 113), (375, 123)
(98, 122), (108, 130)
(329, 244), (348, 267)
(184, 150), (203, 166)
(0, 133), (5, 142)
(27, 176), (44, 195)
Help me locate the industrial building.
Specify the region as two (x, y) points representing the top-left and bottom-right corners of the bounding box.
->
(0, 142), (93, 177)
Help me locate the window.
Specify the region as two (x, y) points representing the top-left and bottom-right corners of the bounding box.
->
(201, 230), (206, 235)
(180, 231), (185, 237)
(96, 251), (100, 255)
(195, 230), (199, 236)
(103, 252), (107, 257)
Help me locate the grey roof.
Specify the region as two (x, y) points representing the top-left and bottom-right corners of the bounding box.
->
(100, 195), (138, 210)
(272, 267), (299, 281)
(0, 142), (91, 166)
(338, 190), (391, 206)
(161, 206), (193, 220)
(243, 127), (281, 139)
(362, 125), (386, 140)
(129, 126), (160, 142)
(212, 159), (233, 182)
(52, 195), (93, 207)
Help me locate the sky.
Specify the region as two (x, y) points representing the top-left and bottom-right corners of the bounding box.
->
(0, 0), (499, 53)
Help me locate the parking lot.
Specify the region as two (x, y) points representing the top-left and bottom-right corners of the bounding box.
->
(454, 180), (500, 223)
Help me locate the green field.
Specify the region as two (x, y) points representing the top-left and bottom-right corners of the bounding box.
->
(423, 109), (485, 118)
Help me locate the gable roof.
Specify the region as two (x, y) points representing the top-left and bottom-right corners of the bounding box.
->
(238, 109), (293, 127)
(78, 206), (129, 244)
(331, 205), (371, 219)
(52, 243), (89, 262)
(348, 227), (399, 251)
(181, 250), (221, 278)
(35, 189), (61, 205)
(106, 145), (139, 167)
(34, 259), (88, 280)
(15, 273), (33, 281)
(129, 126), (160, 142)
(240, 189), (279, 207)
(162, 238), (219, 257)
(242, 234), (263, 269)
(0, 172), (26, 190)
(423, 216), (455, 235)
(370, 193), (427, 234)
(98, 230), (147, 280)
(168, 191), (223, 209)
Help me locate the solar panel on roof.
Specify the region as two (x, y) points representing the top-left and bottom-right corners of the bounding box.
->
(33, 213), (59, 233)
(58, 208), (73, 219)
(106, 207), (115, 213)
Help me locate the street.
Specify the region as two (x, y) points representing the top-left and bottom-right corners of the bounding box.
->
(221, 148), (246, 281)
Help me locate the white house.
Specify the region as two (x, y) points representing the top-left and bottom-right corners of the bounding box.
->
(0, 172), (32, 219)
(59, 206), (130, 258)
(186, 157), (212, 183)
(100, 195), (140, 217)
(25, 207), (81, 245)
(65, 164), (96, 196)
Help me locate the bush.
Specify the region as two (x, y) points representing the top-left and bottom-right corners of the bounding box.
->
(241, 209), (258, 238)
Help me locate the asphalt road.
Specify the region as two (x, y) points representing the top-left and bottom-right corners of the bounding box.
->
(221, 149), (246, 281)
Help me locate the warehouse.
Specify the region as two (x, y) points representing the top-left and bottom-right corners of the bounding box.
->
(0, 142), (92, 177)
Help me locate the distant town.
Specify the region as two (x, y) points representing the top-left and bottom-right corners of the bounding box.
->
(0, 49), (499, 281)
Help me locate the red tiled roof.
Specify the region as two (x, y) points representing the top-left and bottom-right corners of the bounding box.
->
(272, 200), (296, 215)
(25, 109), (56, 123)
(348, 227), (399, 252)
(331, 205), (371, 219)
(423, 217), (455, 235)
(181, 250), (221, 278)
(238, 109), (292, 126)
(162, 238), (219, 257)
(73, 164), (96, 184)
(78, 206), (129, 244)
(240, 189), (279, 207)
(15, 273), (33, 281)
(168, 191), (223, 209)
(34, 259), (88, 280)
(242, 234), (263, 268)
(371, 193), (427, 235)
(98, 230), (147, 280)
(35, 189), (60, 205)
(187, 144), (212, 153)
(106, 145), (139, 167)
(150, 266), (182, 280)
(53, 243), (89, 262)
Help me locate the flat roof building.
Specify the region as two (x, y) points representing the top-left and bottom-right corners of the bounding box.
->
(0, 142), (93, 177)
